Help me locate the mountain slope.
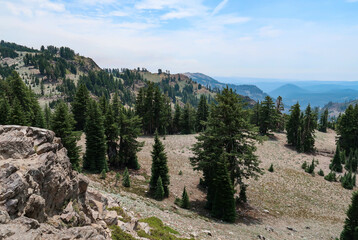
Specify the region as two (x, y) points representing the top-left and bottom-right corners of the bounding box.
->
(0, 41), (255, 109)
(184, 72), (267, 101)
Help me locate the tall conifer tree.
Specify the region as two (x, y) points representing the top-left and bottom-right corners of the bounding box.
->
(51, 101), (80, 170)
(83, 100), (107, 173)
(71, 83), (90, 131)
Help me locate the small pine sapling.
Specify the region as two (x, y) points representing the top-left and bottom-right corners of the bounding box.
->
(122, 168), (130, 187)
(268, 164), (274, 172)
(155, 176), (164, 200)
(100, 169), (106, 179)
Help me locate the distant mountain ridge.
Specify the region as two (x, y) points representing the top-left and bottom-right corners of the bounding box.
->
(268, 83), (358, 108)
(184, 72), (267, 101)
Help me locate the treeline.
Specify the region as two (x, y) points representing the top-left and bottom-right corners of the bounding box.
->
(251, 95), (285, 135)
(0, 71), (44, 127)
(23, 48), (77, 81)
(135, 82), (209, 135)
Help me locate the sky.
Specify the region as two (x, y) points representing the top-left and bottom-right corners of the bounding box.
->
(1, 0), (358, 81)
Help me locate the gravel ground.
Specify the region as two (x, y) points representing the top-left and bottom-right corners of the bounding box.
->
(88, 129), (352, 240)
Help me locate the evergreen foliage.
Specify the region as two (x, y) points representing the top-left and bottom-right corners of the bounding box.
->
(154, 176), (165, 200)
(305, 159), (315, 174)
(336, 104), (358, 155)
(301, 105), (316, 152)
(341, 170), (355, 190)
(100, 169), (107, 179)
(0, 71), (45, 127)
(191, 87), (260, 222)
(319, 109), (329, 132)
(330, 143), (343, 173)
(268, 164), (274, 172)
(173, 104), (182, 133)
(180, 103), (195, 134)
(324, 172), (337, 182)
(196, 95), (209, 132)
(286, 102), (301, 147)
(71, 83), (90, 131)
(259, 96), (277, 135)
(211, 153), (236, 223)
(51, 101), (80, 170)
(83, 100), (107, 173)
(318, 169), (324, 176)
(122, 167), (130, 187)
(149, 131), (170, 198)
(239, 184), (247, 204)
(115, 172), (120, 186)
(301, 161), (307, 170)
(181, 187), (190, 209)
(275, 96), (285, 132)
(340, 191), (358, 240)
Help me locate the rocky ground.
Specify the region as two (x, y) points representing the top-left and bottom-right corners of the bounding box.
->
(88, 129), (351, 240)
(1, 126), (352, 240)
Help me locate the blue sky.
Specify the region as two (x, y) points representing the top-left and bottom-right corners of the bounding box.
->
(1, 0), (358, 81)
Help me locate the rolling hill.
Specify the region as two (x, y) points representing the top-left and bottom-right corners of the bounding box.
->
(184, 72), (267, 101)
(0, 40), (255, 109)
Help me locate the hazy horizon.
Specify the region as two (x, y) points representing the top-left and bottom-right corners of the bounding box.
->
(1, 0), (358, 81)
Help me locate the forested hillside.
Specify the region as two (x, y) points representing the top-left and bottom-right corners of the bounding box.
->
(0, 41), (250, 110)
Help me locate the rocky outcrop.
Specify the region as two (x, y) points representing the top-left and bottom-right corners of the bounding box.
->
(0, 125), (87, 221)
(0, 125), (148, 240)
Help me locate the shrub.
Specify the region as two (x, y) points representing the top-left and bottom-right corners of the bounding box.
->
(324, 172), (337, 182)
(122, 167), (130, 187)
(100, 169), (106, 179)
(318, 169), (324, 176)
(181, 187), (190, 209)
(305, 159), (315, 174)
(301, 161), (307, 170)
(110, 225), (136, 240)
(178, 170), (183, 175)
(268, 164), (274, 172)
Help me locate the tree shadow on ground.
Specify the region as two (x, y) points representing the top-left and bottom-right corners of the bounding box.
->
(187, 199), (262, 226)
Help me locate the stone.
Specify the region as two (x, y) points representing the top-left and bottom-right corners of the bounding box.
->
(287, 226), (297, 232)
(104, 210), (118, 225)
(202, 230), (212, 236)
(0, 210), (10, 224)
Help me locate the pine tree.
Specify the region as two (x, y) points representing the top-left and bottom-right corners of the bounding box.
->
(275, 96), (285, 132)
(0, 97), (11, 125)
(191, 87), (261, 212)
(118, 109), (142, 170)
(196, 95), (209, 132)
(83, 100), (107, 173)
(181, 187), (190, 209)
(104, 103), (119, 166)
(10, 98), (27, 125)
(44, 104), (52, 129)
(330, 143), (343, 173)
(287, 102), (301, 147)
(268, 164), (274, 172)
(211, 153), (236, 223)
(251, 101), (261, 127)
(302, 105), (316, 152)
(319, 108), (329, 132)
(173, 104), (181, 133)
(155, 176), (165, 200)
(51, 101), (80, 170)
(259, 96), (276, 135)
(340, 191), (358, 240)
(336, 104), (358, 155)
(149, 131), (170, 198)
(115, 172), (120, 186)
(122, 167), (130, 187)
(71, 83), (90, 131)
(181, 103), (195, 134)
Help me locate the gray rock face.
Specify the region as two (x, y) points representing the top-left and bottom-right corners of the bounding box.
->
(0, 125), (87, 221)
(0, 126), (116, 239)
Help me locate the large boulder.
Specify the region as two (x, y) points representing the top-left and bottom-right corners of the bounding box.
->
(0, 125), (88, 221)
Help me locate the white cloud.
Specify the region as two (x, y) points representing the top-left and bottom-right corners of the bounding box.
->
(108, 11), (129, 17)
(212, 0), (229, 15)
(258, 26), (282, 38)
